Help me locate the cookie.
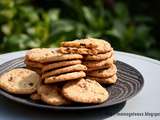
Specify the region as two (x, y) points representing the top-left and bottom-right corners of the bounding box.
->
(42, 60), (81, 72)
(59, 47), (98, 55)
(83, 55), (114, 68)
(37, 85), (70, 105)
(44, 71), (86, 84)
(62, 78), (109, 104)
(25, 48), (57, 62)
(87, 64), (117, 78)
(0, 68), (40, 94)
(87, 74), (117, 84)
(26, 48), (83, 63)
(25, 60), (44, 68)
(61, 38), (98, 48)
(60, 38), (111, 54)
(30, 93), (41, 100)
(87, 64), (111, 72)
(41, 53), (83, 63)
(26, 65), (42, 75)
(42, 64), (87, 79)
(84, 49), (113, 61)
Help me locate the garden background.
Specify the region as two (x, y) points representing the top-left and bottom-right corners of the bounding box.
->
(0, 0), (160, 60)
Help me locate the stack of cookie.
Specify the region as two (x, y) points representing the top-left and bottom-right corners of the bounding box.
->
(41, 58), (87, 84)
(25, 48), (86, 84)
(0, 38), (118, 107)
(60, 38), (117, 84)
(84, 51), (117, 84)
(20, 38), (117, 106)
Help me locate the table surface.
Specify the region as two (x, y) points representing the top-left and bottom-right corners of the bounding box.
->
(0, 51), (160, 120)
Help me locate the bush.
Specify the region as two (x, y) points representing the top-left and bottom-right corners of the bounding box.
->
(0, 0), (159, 60)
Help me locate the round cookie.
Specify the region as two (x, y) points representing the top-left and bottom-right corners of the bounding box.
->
(87, 64), (111, 72)
(87, 74), (117, 84)
(83, 55), (114, 68)
(44, 71), (86, 84)
(62, 78), (109, 104)
(42, 60), (81, 72)
(26, 48), (83, 63)
(24, 60), (44, 68)
(59, 47), (99, 55)
(87, 64), (117, 78)
(37, 85), (70, 105)
(0, 68), (40, 94)
(26, 65), (42, 75)
(42, 53), (83, 63)
(84, 49), (113, 61)
(60, 38), (112, 54)
(42, 64), (87, 79)
(25, 48), (57, 62)
(61, 38), (98, 48)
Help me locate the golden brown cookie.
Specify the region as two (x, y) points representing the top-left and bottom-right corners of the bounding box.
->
(26, 48), (83, 63)
(60, 38), (111, 54)
(44, 71), (86, 84)
(87, 64), (112, 72)
(87, 64), (111, 72)
(87, 64), (117, 78)
(83, 55), (114, 68)
(37, 85), (70, 105)
(61, 38), (98, 48)
(59, 47), (99, 55)
(42, 64), (87, 79)
(0, 68), (40, 94)
(42, 60), (81, 72)
(62, 78), (109, 104)
(25, 48), (57, 62)
(26, 65), (42, 75)
(24, 60), (44, 69)
(87, 74), (117, 84)
(42, 53), (83, 63)
(84, 49), (113, 61)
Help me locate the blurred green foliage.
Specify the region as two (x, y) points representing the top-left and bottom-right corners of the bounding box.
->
(0, 0), (159, 59)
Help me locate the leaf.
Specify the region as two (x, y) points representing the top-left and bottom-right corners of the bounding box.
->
(52, 20), (75, 34)
(82, 6), (97, 28)
(0, 9), (16, 19)
(134, 16), (153, 23)
(3, 34), (41, 51)
(1, 24), (11, 35)
(132, 25), (154, 50)
(19, 6), (39, 22)
(114, 2), (129, 22)
(106, 29), (122, 39)
(106, 19), (126, 40)
(48, 9), (60, 21)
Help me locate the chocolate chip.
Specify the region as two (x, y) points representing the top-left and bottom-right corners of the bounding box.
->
(29, 83), (34, 86)
(80, 43), (86, 46)
(51, 51), (55, 53)
(8, 76), (13, 81)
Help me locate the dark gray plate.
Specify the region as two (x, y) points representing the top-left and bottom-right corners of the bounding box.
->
(0, 57), (144, 110)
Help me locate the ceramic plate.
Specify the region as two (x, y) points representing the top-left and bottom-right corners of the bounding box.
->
(0, 57), (144, 110)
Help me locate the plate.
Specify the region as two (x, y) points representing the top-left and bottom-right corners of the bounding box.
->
(0, 57), (144, 110)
